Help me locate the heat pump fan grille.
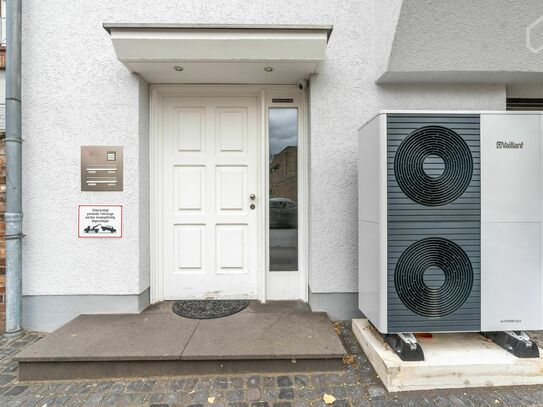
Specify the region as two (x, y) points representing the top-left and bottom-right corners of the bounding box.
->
(394, 237), (473, 318)
(394, 126), (473, 206)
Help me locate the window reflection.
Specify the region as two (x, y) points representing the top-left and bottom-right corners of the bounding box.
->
(269, 108), (298, 271)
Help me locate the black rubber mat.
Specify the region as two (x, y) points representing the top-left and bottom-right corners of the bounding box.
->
(172, 300), (250, 319)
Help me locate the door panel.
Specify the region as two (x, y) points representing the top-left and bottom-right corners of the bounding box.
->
(175, 225), (205, 273)
(216, 166), (247, 212)
(216, 224), (248, 273)
(216, 108), (247, 153)
(176, 108), (205, 153)
(175, 167), (205, 212)
(163, 96), (258, 299)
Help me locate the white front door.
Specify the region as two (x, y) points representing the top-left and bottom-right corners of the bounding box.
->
(162, 96), (259, 299)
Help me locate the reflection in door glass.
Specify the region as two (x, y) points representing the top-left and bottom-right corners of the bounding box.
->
(269, 108), (298, 271)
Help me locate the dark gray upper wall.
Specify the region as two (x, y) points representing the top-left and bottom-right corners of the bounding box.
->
(379, 0), (543, 83)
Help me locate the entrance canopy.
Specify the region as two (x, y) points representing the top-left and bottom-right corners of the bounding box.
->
(104, 24), (332, 84)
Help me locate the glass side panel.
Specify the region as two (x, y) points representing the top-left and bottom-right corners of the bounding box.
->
(269, 108), (298, 271)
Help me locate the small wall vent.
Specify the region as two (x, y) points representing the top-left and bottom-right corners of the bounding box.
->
(506, 98), (543, 111)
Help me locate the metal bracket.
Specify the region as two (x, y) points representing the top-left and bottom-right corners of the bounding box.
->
(383, 332), (425, 361)
(4, 233), (25, 240)
(3, 138), (24, 144)
(482, 331), (540, 358)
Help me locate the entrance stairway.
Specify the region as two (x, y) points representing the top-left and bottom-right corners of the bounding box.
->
(15, 301), (347, 381)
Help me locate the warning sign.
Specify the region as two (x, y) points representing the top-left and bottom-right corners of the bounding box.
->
(78, 205), (122, 238)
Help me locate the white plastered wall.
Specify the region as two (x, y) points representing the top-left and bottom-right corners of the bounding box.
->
(507, 84), (543, 99)
(21, 0), (506, 303)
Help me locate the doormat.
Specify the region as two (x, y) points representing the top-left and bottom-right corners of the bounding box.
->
(172, 300), (250, 319)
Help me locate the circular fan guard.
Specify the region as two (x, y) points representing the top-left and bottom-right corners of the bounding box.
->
(394, 126), (473, 206)
(394, 237), (473, 318)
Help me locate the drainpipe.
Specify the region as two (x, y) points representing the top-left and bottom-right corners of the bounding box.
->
(5, 0), (23, 336)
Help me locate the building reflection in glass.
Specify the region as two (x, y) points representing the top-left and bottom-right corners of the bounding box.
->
(269, 108), (298, 271)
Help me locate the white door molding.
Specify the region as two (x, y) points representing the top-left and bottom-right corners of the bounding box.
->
(264, 88), (309, 301)
(150, 85), (307, 303)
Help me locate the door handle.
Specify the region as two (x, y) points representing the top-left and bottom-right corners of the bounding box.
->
(249, 194), (256, 200)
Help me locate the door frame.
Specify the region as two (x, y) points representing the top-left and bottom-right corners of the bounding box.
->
(149, 84), (308, 303)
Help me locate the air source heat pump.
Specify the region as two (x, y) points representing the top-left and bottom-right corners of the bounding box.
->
(358, 111), (543, 334)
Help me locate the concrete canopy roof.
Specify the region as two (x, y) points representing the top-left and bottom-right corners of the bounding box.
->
(104, 24), (332, 84)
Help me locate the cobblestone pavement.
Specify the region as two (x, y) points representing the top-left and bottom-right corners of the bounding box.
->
(1, 324), (543, 406)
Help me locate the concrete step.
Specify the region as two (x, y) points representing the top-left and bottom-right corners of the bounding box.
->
(15, 306), (346, 381)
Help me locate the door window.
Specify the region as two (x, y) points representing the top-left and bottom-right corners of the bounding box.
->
(268, 108), (298, 271)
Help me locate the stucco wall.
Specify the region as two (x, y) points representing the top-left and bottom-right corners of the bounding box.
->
(507, 83), (543, 99)
(381, 0), (543, 82)
(138, 77), (150, 293)
(372, 0), (403, 79)
(21, 0), (507, 298)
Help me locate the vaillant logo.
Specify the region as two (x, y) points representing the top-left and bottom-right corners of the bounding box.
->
(496, 141), (524, 149)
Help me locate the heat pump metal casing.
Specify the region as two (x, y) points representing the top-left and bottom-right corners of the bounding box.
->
(358, 111), (543, 334)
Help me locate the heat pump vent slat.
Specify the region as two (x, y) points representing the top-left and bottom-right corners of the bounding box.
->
(386, 114), (481, 333)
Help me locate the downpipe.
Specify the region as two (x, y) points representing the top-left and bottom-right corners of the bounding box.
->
(5, 213), (22, 336)
(5, 0), (23, 336)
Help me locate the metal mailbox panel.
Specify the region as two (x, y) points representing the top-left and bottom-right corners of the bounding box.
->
(81, 146), (123, 191)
